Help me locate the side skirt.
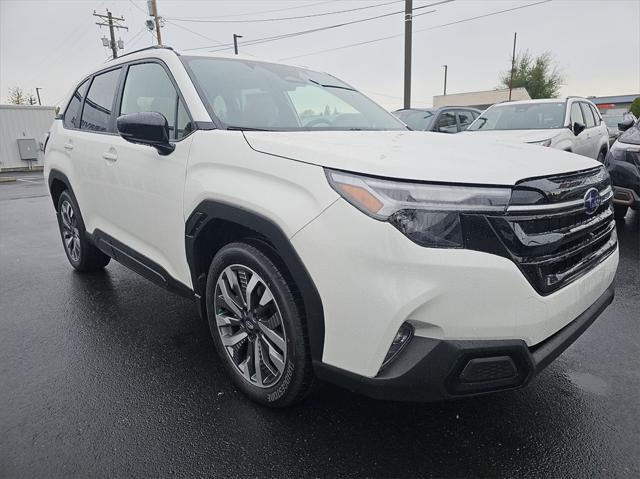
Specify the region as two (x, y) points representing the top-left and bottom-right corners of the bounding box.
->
(91, 229), (195, 300)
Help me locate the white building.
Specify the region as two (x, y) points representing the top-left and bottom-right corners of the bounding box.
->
(433, 87), (531, 110)
(0, 105), (56, 171)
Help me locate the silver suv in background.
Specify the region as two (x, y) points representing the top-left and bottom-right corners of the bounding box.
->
(392, 107), (481, 133)
(466, 98), (610, 162)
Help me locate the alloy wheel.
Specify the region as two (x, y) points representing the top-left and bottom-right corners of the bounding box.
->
(213, 264), (287, 388)
(60, 200), (81, 263)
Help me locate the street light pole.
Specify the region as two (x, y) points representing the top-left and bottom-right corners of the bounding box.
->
(508, 32), (517, 101)
(442, 65), (448, 96)
(35, 88), (43, 106)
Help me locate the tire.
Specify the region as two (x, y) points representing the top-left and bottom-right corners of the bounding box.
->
(614, 205), (628, 221)
(57, 190), (111, 272)
(205, 241), (314, 407)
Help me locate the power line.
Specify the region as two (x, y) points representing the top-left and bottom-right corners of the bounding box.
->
(176, 0), (338, 20)
(279, 0), (552, 61)
(163, 18), (226, 46)
(168, 0), (402, 23)
(182, 0), (450, 53)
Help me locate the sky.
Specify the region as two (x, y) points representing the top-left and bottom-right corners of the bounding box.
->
(1, 0), (639, 110)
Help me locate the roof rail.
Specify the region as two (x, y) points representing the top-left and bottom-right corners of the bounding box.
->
(109, 45), (178, 61)
(566, 96), (584, 100)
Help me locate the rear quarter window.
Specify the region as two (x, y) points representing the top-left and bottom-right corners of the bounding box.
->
(63, 79), (90, 129)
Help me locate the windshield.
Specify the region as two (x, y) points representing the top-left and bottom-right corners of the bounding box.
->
(393, 109), (435, 130)
(468, 102), (566, 131)
(182, 56), (406, 131)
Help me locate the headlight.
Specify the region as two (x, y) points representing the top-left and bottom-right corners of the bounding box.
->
(325, 169), (511, 248)
(527, 138), (552, 147)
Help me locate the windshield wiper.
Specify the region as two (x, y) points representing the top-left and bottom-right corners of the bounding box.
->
(226, 126), (272, 131)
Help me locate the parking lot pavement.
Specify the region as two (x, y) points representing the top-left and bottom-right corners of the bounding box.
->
(1, 175), (638, 478)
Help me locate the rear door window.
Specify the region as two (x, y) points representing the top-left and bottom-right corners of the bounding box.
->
(580, 102), (596, 128)
(589, 104), (602, 125)
(64, 79), (90, 129)
(81, 68), (121, 132)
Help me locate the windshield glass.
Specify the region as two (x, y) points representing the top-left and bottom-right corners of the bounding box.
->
(468, 102), (566, 131)
(393, 109), (435, 130)
(182, 56), (406, 131)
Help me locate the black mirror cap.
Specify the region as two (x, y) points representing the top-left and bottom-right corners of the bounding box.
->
(117, 112), (175, 155)
(573, 121), (586, 136)
(618, 118), (635, 132)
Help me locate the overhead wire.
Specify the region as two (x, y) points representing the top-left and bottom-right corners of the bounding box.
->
(168, 0), (403, 23)
(279, 0), (553, 61)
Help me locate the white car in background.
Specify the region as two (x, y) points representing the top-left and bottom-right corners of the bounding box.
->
(466, 98), (610, 162)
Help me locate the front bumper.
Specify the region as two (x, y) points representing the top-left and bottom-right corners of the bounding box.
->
(315, 282), (614, 401)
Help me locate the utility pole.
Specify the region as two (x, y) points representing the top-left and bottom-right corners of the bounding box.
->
(35, 88), (42, 106)
(403, 0), (412, 109)
(508, 32), (517, 101)
(233, 34), (243, 55)
(442, 65), (448, 96)
(149, 0), (163, 45)
(94, 10), (128, 59)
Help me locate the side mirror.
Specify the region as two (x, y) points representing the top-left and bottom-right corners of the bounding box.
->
(573, 121), (585, 136)
(618, 118), (635, 132)
(116, 112), (175, 156)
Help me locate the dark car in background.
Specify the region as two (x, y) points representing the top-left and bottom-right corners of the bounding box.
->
(392, 107), (481, 133)
(605, 117), (640, 220)
(603, 112), (637, 145)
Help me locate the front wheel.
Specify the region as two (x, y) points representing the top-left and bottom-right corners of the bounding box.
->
(205, 241), (314, 407)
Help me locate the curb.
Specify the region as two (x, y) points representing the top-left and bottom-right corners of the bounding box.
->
(0, 177), (17, 183)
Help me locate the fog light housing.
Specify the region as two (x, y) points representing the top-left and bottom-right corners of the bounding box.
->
(380, 322), (414, 371)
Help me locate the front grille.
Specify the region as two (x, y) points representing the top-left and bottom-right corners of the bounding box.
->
(489, 167), (617, 295)
(462, 167), (617, 296)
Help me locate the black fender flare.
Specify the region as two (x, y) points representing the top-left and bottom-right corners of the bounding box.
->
(185, 200), (325, 362)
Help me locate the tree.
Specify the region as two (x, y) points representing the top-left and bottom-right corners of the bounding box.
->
(27, 92), (38, 105)
(8, 86), (26, 105)
(500, 50), (564, 99)
(629, 97), (640, 118)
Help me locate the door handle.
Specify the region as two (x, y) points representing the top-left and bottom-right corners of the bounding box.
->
(63, 142), (74, 151)
(102, 151), (118, 162)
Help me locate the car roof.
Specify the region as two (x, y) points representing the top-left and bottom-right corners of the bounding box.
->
(394, 106), (480, 113)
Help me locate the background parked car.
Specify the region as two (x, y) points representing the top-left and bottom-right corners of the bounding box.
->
(604, 117), (640, 220)
(392, 107), (481, 133)
(602, 111), (637, 145)
(465, 97), (609, 161)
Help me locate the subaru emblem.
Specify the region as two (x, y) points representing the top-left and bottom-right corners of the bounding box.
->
(583, 188), (601, 215)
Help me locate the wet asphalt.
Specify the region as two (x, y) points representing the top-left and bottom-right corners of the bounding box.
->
(0, 173), (638, 478)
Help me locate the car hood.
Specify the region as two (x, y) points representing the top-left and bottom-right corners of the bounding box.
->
(243, 130), (598, 185)
(462, 128), (563, 143)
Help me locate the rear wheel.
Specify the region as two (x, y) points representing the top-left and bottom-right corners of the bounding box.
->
(57, 191), (110, 272)
(205, 241), (313, 407)
(614, 205), (628, 221)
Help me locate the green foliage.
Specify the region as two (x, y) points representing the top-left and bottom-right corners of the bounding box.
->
(629, 97), (640, 118)
(501, 50), (564, 99)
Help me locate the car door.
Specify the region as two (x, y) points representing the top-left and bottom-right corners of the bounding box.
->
(99, 60), (195, 286)
(568, 101), (591, 157)
(433, 110), (458, 133)
(456, 109), (475, 132)
(579, 102), (598, 159)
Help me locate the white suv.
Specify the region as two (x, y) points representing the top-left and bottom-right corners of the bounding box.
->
(45, 47), (618, 407)
(466, 98), (610, 161)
